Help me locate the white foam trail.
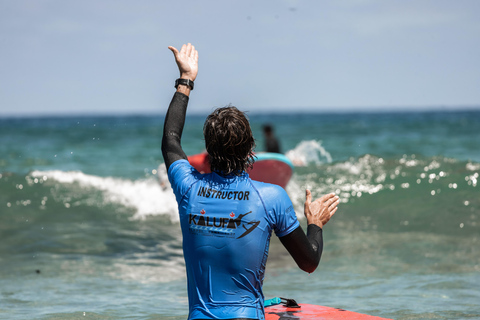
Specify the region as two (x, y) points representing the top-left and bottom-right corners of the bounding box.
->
(285, 140), (332, 166)
(30, 170), (179, 221)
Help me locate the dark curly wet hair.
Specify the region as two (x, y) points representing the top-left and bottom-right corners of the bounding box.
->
(203, 106), (256, 176)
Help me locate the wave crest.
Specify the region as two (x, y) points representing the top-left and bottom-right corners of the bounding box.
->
(30, 170), (178, 221)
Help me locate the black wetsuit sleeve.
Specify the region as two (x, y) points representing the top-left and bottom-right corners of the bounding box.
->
(161, 92), (189, 170)
(279, 224), (323, 273)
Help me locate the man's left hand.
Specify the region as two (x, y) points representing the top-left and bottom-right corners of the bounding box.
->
(168, 43), (198, 81)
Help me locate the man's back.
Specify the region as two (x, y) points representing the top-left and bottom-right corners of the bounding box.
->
(168, 160), (299, 319)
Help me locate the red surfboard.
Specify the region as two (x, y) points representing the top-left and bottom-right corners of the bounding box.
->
(265, 303), (392, 320)
(187, 152), (294, 188)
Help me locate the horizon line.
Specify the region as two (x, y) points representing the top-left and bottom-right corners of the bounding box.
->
(1, 105), (480, 118)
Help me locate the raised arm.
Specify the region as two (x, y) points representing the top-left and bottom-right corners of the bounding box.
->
(279, 190), (339, 273)
(161, 43), (199, 170)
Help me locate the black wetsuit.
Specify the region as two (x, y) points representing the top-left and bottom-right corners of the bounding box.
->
(265, 136), (281, 153)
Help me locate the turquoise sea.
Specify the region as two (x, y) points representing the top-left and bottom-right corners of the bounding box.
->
(1, 110), (479, 319)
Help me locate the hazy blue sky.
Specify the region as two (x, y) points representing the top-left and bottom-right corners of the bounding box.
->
(1, 0), (479, 116)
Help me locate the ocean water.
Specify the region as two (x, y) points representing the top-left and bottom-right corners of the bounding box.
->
(1, 110), (479, 320)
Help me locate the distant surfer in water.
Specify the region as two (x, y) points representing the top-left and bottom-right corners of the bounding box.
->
(262, 124), (281, 153)
(162, 43), (339, 320)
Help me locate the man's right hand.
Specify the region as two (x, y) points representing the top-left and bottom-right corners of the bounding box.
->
(304, 190), (339, 228)
(168, 43), (198, 81)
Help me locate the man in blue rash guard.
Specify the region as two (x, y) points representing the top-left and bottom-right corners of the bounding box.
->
(162, 43), (340, 320)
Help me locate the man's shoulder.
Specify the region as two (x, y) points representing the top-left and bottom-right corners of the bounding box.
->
(168, 160), (206, 199)
(250, 179), (288, 198)
(168, 159), (191, 175)
(168, 159), (202, 184)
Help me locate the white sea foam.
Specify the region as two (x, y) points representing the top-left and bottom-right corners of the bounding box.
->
(285, 140), (332, 166)
(466, 162), (480, 171)
(30, 169), (179, 221)
(286, 154), (390, 210)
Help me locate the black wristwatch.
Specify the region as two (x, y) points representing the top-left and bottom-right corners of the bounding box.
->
(175, 78), (194, 90)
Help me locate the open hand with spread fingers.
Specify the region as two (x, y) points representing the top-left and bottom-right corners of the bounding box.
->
(304, 190), (339, 228)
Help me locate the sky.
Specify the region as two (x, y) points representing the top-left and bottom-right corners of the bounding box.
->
(0, 0), (479, 116)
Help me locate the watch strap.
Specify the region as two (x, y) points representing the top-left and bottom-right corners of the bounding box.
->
(175, 78), (194, 90)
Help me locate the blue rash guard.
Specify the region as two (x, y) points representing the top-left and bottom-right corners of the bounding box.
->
(168, 159), (300, 320)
